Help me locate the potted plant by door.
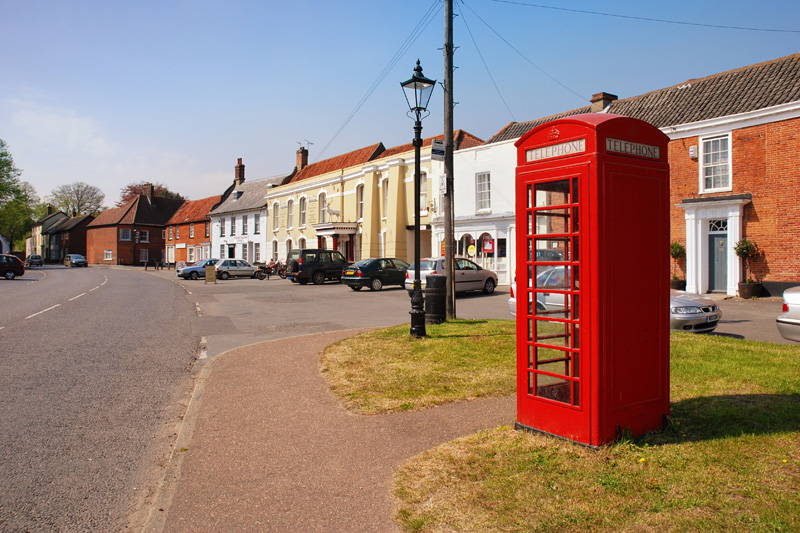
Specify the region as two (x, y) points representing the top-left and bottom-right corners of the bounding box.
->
(669, 241), (686, 290)
(734, 238), (761, 299)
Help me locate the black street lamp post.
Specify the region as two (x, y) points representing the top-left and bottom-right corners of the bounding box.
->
(401, 60), (436, 338)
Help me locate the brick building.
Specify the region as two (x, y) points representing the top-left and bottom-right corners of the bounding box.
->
(165, 194), (223, 265)
(86, 184), (183, 265)
(47, 214), (95, 261)
(484, 53), (800, 296)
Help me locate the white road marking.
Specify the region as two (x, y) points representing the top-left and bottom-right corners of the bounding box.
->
(26, 304), (61, 319)
(69, 293), (86, 301)
(199, 336), (208, 359)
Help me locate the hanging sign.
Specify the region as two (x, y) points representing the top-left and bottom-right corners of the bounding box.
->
(431, 139), (445, 161)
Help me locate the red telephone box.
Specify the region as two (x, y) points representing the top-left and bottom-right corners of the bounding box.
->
(514, 113), (670, 447)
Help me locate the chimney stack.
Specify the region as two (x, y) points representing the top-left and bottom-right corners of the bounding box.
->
(591, 92), (618, 112)
(143, 183), (154, 202)
(297, 147), (308, 171)
(234, 158), (245, 186)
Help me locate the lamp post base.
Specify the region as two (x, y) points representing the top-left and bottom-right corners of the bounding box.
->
(409, 282), (426, 338)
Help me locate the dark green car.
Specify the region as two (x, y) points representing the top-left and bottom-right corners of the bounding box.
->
(341, 257), (410, 291)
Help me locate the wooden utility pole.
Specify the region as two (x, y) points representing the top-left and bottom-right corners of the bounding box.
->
(443, 0), (456, 319)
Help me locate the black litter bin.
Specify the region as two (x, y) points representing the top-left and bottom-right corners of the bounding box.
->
(424, 274), (446, 325)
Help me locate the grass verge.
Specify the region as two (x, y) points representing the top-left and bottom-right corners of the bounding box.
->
(320, 320), (799, 531)
(319, 319), (516, 414)
(391, 331), (800, 532)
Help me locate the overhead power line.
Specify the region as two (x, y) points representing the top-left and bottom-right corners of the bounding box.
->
(456, 1), (517, 121)
(460, 1), (586, 103)
(314, 0), (443, 163)
(489, 0), (800, 33)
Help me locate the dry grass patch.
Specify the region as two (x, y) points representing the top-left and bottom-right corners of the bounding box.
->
(319, 320), (515, 414)
(392, 332), (800, 532)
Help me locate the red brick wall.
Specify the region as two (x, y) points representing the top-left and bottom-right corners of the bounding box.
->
(166, 220), (211, 263)
(668, 117), (800, 283)
(87, 225), (168, 265)
(86, 226), (118, 264)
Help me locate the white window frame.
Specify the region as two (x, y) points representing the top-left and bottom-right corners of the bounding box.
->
(230, 216), (236, 236)
(287, 200), (294, 229)
(120, 228), (131, 241)
(699, 133), (732, 194)
(242, 215), (248, 235)
(104, 249), (112, 261)
(273, 203), (280, 231)
(420, 171), (428, 214)
(140, 230), (150, 243)
(139, 249), (149, 263)
(299, 197), (307, 227)
(356, 185), (364, 221)
(476, 172), (491, 213)
(381, 177), (389, 220)
(220, 218), (225, 237)
(319, 192), (327, 223)
(188, 247), (195, 263)
(242, 244), (248, 262)
(254, 242), (260, 263)
(254, 213), (260, 234)
(189, 223), (194, 238)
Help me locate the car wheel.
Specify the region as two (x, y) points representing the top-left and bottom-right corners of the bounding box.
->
(483, 279), (496, 294)
(312, 271), (325, 285)
(190, 271), (199, 280)
(370, 278), (383, 291)
(5, 271), (16, 280)
(220, 271), (230, 280)
(350, 285), (362, 291)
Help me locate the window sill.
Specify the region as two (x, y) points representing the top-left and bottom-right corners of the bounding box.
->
(475, 209), (492, 215)
(699, 187), (732, 194)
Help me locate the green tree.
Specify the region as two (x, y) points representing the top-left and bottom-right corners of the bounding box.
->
(48, 182), (105, 216)
(0, 138), (23, 207)
(0, 181), (40, 252)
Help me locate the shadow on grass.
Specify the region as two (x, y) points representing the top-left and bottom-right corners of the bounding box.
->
(647, 393), (800, 444)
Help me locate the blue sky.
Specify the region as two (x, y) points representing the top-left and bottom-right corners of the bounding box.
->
(2, 0), (798, 206)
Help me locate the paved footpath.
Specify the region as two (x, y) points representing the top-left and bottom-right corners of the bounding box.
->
(152, 329), (515, 532)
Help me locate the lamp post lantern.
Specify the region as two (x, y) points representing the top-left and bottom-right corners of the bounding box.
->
(401, 59), (436, 338)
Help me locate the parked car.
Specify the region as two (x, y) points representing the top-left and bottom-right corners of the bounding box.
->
(508, 270), (722, 333)
(64, 254), (88, 267)
(404, 257), (497, 295)
(1, 254), (25, 280)
(214, 259), (259, 280)
(24, 254), (43, 267)
(285, 249), (349, 285)
(669, 290), (722, 332)
(776, 286), (800, 342)
(177, 258), (219, 280)
(507, 266), (569, 316)
(341, 257), (410, 291)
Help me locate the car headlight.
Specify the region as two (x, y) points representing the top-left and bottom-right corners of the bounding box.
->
(671, 306), (703, 314)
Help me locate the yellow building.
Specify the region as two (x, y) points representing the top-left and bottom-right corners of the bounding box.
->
(264, 131), (483, 263)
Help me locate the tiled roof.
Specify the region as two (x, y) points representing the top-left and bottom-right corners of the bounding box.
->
(380, 129), (484, 158)
(46, 215), (94, 233)
(286, 143), (385, 184)
(88, 195), (184, 227)
(486, 53), (800, 144)
(166, 195), (222, 225)
(210, 176), (284, 215)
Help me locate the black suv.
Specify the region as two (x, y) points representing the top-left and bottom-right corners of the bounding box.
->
(285, 249), (349, 285)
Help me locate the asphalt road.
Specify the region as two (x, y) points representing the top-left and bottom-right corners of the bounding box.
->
(0, 265), (199, 531)
(1, 266), (792, 531)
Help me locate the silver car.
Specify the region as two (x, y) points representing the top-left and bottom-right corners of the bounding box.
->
(776, 286), (800, 342)
(669, 290), (721, 332)
(508, 276), (722, 333)
(215, 259), (259, 280)
(405, 257), (497, 295)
